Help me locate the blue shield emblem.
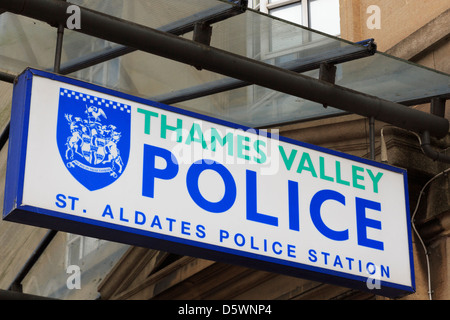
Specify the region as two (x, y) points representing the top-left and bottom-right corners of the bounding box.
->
(57, 88), (131, 191)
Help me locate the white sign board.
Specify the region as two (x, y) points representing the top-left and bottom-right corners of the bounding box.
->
(4, 69), (415, 297)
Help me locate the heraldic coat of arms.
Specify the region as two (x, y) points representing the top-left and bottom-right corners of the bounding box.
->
(57, 88), (131, 191)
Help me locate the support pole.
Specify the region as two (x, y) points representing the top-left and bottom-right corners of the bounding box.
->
(420, 131), (450, 164)
(0, 70), (15, 83)
(430, 97), (446, 118)
(319, 62), (337, 108)
(153, 43), (376, 104)
(53, 23), (64, 73)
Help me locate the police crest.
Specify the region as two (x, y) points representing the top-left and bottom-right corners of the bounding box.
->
(57, 88), (131, 191)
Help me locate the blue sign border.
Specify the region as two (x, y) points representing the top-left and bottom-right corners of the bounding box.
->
(3, 68), (415, 298)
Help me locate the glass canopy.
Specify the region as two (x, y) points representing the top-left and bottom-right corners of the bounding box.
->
(0, 0), (448, 128)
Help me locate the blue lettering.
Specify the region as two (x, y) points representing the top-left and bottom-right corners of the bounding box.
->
(119, 208), (129, 222)
(196, 225), (206, 239)
(310, 190), (348, 241)
(246, 170), (278, 227)
(150, 215), (162, 229)
(356, 197), (384, 250)
(366, 262), (376, 275)
(67, 196), (79, 210)
(55, 194), (79, 211)
(333, 255), (343, 268)
(346, 257), (354, 270)
(272, 241), (282, 255)
(234, 233), (245, 247)
(186, 159), (237, 213)
(250, 236), (259, 250)
(220, 229), (229, 242)
(181, 221), (191, 235)
(55, 194), (66, 208)
(166, 217), (176, 231)
(102, 204), (114, 219)
(288, 180), (300, 231)
(321, 251), (330, 265)
(135, 211), (146, 225)
(308, 249), (317, 263)
(142, 144), (179, 198)
(381, 265), (390, 278)
(287, 244), (296, 258)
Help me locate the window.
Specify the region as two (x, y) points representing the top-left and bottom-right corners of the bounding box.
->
(242, 0), (342, 124)
(270, 2), (303, 26)
(66, 233), (105, 267)
(309, 0), (340, 36)
(249, 0), (340, 36)
(73, 39), (121, 88)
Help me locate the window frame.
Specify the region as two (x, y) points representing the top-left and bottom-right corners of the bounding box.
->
(253, 0), (310, 27)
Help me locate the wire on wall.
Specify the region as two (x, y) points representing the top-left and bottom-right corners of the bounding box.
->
(410, 166), (450, 300)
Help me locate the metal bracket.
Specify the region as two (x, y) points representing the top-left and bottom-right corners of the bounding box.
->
(193, 22), (213, 46)
(319, 62), (337, 108)
(431, 97), (446, 118)
(193, 22), (213, 70)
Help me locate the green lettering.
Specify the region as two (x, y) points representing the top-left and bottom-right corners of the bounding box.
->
(319, 157), (334, 182)
(237, 135), (251, 160)
(352, 165), (365, 190)
(297, 152), (317, 178)
(161, 114), (182, 142)
(210, 128), (233, 156)
(367, 169), (383, 193)
(279, 146), (297, 171)
(185, 123), (208, 149)
(253, 140), (267, 164)
(137, 108), (158, 135)
(335, 161), (350, 186)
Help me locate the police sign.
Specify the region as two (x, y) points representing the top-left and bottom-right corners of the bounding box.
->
(4, 69), (415, 297)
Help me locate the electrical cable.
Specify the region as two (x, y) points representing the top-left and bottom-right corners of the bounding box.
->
(410, 166), (450, 300)
(410, 130), (450, 300)
(380, 125), (450, 300)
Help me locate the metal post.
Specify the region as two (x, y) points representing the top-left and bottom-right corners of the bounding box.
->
(53, 22), (64, 73)
(319, 62), (337, 108)
(0, 70), (15, 83)
(430, 97), (446, 118)
(53, 0), (66, 73)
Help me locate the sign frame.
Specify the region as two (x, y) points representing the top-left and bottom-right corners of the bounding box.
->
(3, 68), (415, 298)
